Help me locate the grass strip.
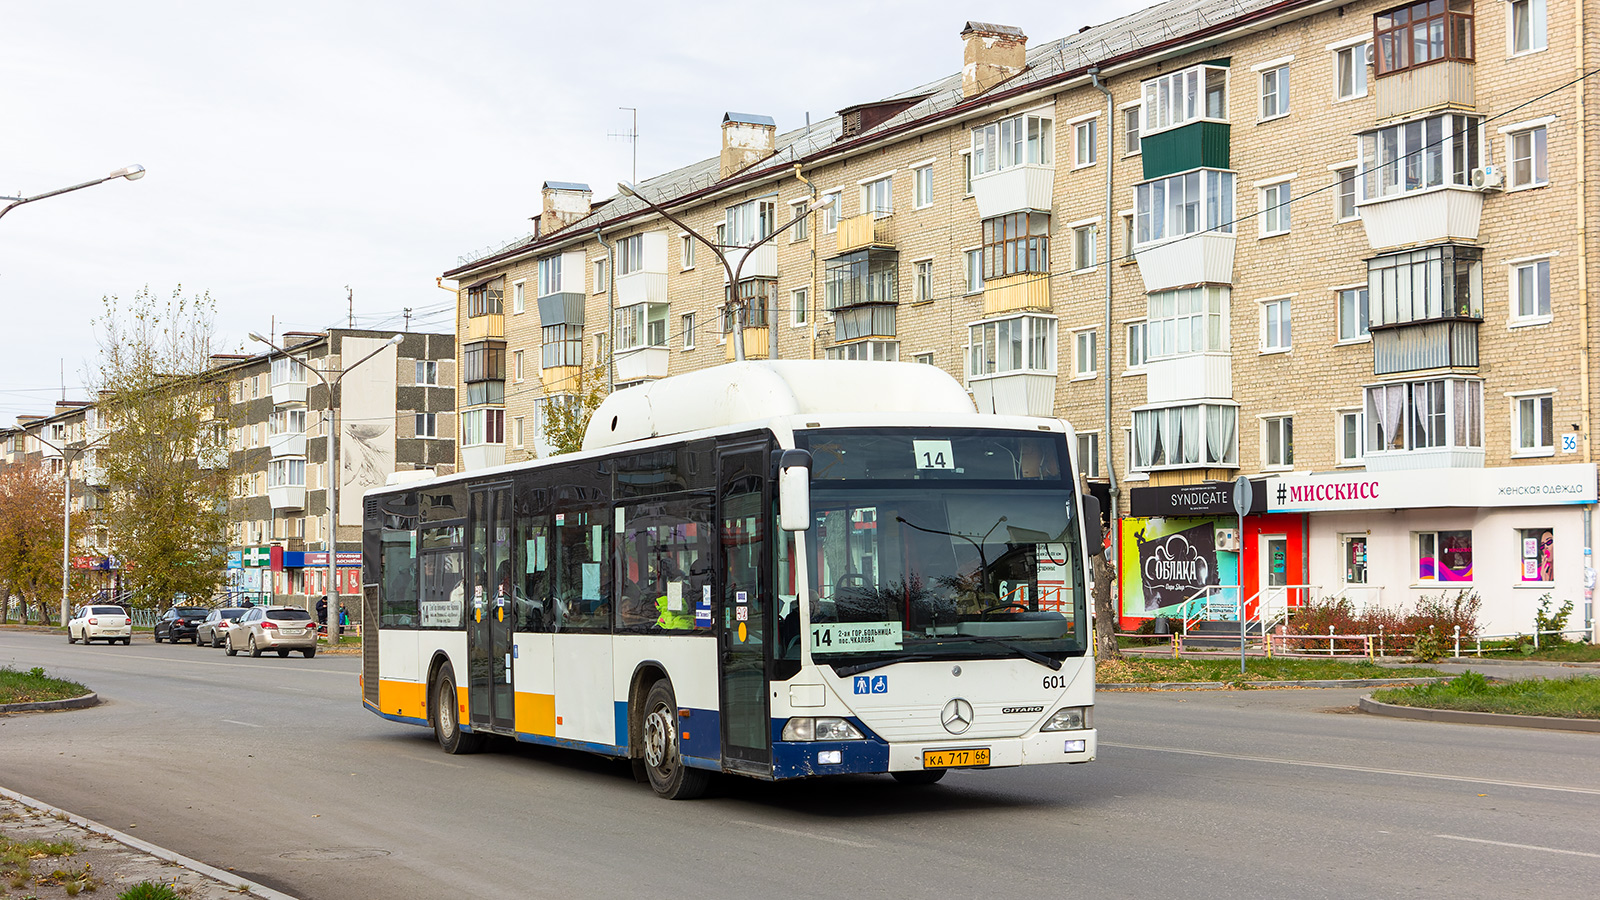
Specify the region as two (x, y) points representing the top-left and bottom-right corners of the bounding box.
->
(0, 666), (90, 705)
(1372, 671), (1600, 719)
(1098, 656), (1441, 684)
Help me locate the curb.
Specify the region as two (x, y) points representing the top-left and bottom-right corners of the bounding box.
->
(1358, 695), (1600, 732)
(0, 785), (302, 900)
(1099, 677), (1449, 691)
(0, 691), (99, 713)
(1443, 656), (1600, 669)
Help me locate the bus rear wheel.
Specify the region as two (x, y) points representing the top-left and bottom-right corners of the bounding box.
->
(641, 680), (709, 800)
(432, 667), (485, 755)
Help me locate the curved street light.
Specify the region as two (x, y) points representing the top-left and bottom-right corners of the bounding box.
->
(1, 165), (146, 222)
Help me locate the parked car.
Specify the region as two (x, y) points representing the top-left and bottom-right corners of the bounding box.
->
(67, 605), (132, 645)
(196, 607), (248, 647)
(153, 606), (211, 643)
(225, 606), (318, 658)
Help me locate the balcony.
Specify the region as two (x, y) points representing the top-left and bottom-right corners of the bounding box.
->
(540, 365), (582, 393)
(461, 445), (506, 471)
(1365, 446), (1484, 471)
(1371, 318), (1479, 375)
(981, 272), (1050, 317)
(970, 373), (1057, 417)
(722, 244), (778, 282)
(1134, 232), (1236, 293)
(616, 270), (668, 306)
(836, 214), (895, 254)
(614, 346), (669, 381)
(268, 485), (306, 510)
(1359, 187), (1483, 250)
(536, 292), (586, 327)
(971, 163), (1053, 219)
(1140, 121), (1230, 181)
(834, 305), (897, 341)
(1144, 352), (1233, 403)
(268, 429), (308, 459)
(1376, 60), (1474, 121)
(723, 328), (771, 361)
(465, 313), (505, 341)
(270, 378), (307, 406)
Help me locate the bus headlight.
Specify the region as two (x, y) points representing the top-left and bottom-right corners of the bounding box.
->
(781, 717), (865, 741)
(1040, 706), (1092, 732)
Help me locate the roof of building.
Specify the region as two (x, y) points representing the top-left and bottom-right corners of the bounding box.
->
(542, 181), (592, 192)
(723, 112), (777, 127)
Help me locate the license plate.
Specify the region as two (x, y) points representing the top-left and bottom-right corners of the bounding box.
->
(284, 628), (304, 636)
(923, 748), (989, 769)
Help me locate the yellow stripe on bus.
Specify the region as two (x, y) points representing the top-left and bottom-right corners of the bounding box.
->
(378, 679), (428, 721)
(515, 691), (556, 736)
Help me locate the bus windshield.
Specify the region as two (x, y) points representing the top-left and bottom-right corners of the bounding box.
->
(793, 429), (1088, 666)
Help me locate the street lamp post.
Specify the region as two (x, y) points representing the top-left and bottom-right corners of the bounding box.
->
(1, 165), (146, 222)
(616, 180), (831, 362)
(29, 431), (111, 627)
(249, 332), (403, 644)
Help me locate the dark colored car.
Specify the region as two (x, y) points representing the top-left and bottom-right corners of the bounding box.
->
(153, 606), (211, 643)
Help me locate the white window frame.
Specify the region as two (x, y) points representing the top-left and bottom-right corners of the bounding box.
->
(414, 412), (437, 439)
(823, 189), (843, 233)
(1509, 389), (1556, 457)
(788, 201), (809, 243)
(825, 340), (900, 362)
(1336, 408), (1365, 466)
(1120, 101), (1142, 156)
(1331, 161), (1359, 221)
(912, 257), (934, 304)
(791, 287), (809, 327)
(1254, 57), (1293, 122)
(1500, 118), (1552, 191)
(964, 247), (984, 295)
(1261, 413), (1295, 470)
(513, 349), (524, 382)
(1134, 168), (1236, 246)
(1147, 285), (1230, 360)
(592, 256), (607, 293)
(859, 171), (894, 219)
(913, 163), (935, 209)
(1076, 431), (1101, 479)
(1336, 285), (1371, 344)
(1508, 0), (1548, 56)
(1125, 320), (1149, 371)
(1327, 36), (1369, 101)
(681, 312), (696, 351)
(1072, 328), (1098, 380)
(1257, 176), (1294, 237)
(512, 279), (526, 314)
(1070, 113), (1099, 169)
(959, 149), (974, 196)
(1130, 402), (1240, 471)
(538, 255), (562, 297)
(512, 416), (525, 450)
(1141, 64), (1229, 136)
(914, 352), (935, 366)
(415, 360), (438, 386)
(1365, 378), (1484, 455)
(1508, 255), (1553, 326)
(1069, 219), (1098, 272)
(969, 107), (1054, 176)
(1260, 296), (1292, 352)
(680, 232), (696, 269)
(967, 314), (1057, 379)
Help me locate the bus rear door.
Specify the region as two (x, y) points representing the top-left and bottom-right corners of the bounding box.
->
(468, 482), (516, 734)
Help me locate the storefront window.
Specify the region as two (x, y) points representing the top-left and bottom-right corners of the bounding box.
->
(1519, 528), (1553, 583)
(1417, 529), (1472, 582)
(1342, 535), (1369, 584)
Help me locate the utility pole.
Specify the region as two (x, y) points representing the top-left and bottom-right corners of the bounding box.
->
(346, 285), (354, 327)
(612, 108), (639, 184)
(403, 307), (412, 332)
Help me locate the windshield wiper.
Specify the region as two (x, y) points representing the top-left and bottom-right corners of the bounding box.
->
(832, 653), (940, 676)
(907, 634), (1062, 670)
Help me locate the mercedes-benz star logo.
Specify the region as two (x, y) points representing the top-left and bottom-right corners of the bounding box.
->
(941, 698), (974, 735)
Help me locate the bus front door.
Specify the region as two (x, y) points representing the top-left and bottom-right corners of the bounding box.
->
(717, 444), (772, 773)
(468, 483), (516, 735)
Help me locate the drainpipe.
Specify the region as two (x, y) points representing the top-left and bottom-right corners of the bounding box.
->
(1089, 67), (1119, 599)
(594, 229), (615, 393)
(1576, 1), (1596, 643)
(794, 163), (820, 359)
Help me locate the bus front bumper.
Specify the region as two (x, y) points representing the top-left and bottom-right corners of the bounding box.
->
(772, 728), (1096, 780)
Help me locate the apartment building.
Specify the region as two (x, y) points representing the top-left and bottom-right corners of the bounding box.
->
(441, 0), (1594, 637)
(0, 402), (117, 600)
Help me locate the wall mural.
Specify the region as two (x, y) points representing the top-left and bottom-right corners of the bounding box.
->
(1119, 516), (1239, 617)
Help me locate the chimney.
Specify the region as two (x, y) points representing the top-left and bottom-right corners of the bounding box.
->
(540, 182), (593, 235)
(720, 113), (776, 180)
(961, 22), (1028, 98)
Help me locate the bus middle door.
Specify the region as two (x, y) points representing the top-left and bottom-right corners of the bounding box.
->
(716, 443), (772, 775)
(468, 483), (516, 735)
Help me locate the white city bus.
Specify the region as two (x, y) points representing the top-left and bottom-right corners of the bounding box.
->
(361, 361), (1100, 798)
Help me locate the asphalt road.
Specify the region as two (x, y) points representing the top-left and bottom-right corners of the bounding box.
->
(2, 630), (1597, 899)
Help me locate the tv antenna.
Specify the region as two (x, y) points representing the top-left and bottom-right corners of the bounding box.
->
(609, 107), (639, 184)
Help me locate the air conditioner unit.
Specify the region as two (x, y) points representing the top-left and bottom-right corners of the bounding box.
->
(1471, 165), (1504, 191)
(1215, 527), (1241, 552)
(1364, 42), (1375, 66)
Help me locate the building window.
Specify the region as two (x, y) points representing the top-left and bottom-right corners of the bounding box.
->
(825, 250), (898, 310)
(1260, 64), (1291, 119)
(823, 191), (842, 233)
(1508, 125), (1548, 189)
(965, 249), (985, 294)
(682, 312), (696, 350)
(1147, 286), (1229, 359)
(1335, 166), (1358, 220)
(615, 234), (645, 278)
(1127, 321), (1148, 369)
(722, 279), (774, 331)
(1263, 415), (1294, 467)
(538, 255), (562, 296)
(1513, 393), (1555, 455)
(1262, 298), (1292, 351)
(1076, 432), (1100, 478)
(267, 457), (306, 488)
(541, 324), (583, 368)
(788, 201), (809, 242)
(1072, 224), (1097, 271)
(1122, 106), (1141, 154)
(981, 211), (1050, 279)
(1511, 258), (1552, 322)
(913, 165), (934, 208)
(862, 176), (893, 219)
(792, 287), (809, 326)
(270, 356), (306, 386)
(1335, 43), (1369, 99)
(1358, 114), (1482, 201)
(415, 360), (437, 386)
(461, 408), (505, 447)
(826, 340), (899, 361)
(1073, 329), (1097, 378)
(1337, 409), (1364, 464)
(592, 257), (607, 294)
(513, 416), (525, 450)
(1343, 534), (1370, 583)
(971, 111), (1053, 175)
(725, 198), (776, 247)
(681, 233), (696, 268)
(1131, 403), (1239, 470)
(1519, 527), (1554, 582)
(1338, 287), (1371, 341)
(1260, 180), (1292, 236)
(467, 282), (503, 316)
(1374, 0), (1475, 76)
(512, 349), (524, 382)
(1416, 530), (1472, 582)
(1509, 0), (1546, 54)
(415, 413), (437, 438)
(914, 352), (935, 366)
(1368, 244), (1482, 326)
(462, 342), (506, 383)
(961, 152), (974, 194)
(912, 259), (934, 303)
(1365, 378), (1483, 453)
(1134, 169), (1235, 245)
(1141, 65), (1228, 135)
(1074, 118), (1097, 167)
(969, 315), (1056, 377)
(513, 281), (525, 314)
(617, 303), (668, 350)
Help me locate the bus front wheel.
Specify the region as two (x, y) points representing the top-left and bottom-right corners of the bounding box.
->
(891, 769), (947, 786)
(641, 680), (709, 800)
(432, 667), (485, 755)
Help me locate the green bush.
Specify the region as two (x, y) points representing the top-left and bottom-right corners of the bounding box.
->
(1285, 592), (1479, 658)
(1534, 594), (1575, 644)
(118, 881), (182, 900)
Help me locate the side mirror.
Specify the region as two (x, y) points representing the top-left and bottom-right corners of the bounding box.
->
(777, 448), (812, 532)
(1081, 495), (1104, 558)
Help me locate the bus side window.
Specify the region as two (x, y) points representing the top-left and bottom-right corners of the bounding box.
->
(555, 509), (611, 632)
(380, 529), (419, 628)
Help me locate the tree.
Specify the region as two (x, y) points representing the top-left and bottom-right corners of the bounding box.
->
(0, 462), (80, 624)
(91, 286), (231, 611)
(539, 357), (610, 456)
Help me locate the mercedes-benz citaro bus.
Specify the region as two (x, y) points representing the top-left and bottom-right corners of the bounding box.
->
(360, 360), (1101, 799)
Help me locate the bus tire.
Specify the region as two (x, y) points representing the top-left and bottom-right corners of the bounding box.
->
(432, 667), (485, 755)
(891, 769), (947, 786)
(640, 680), (709, 800)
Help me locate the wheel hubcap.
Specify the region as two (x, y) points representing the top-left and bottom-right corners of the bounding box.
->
(439, 687), (455, 736)
(643, 703), (674, 769)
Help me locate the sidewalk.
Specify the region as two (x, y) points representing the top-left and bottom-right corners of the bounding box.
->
(1, 788), (299, 899)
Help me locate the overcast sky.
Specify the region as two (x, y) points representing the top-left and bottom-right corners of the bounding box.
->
(0, 0), (1148, 420)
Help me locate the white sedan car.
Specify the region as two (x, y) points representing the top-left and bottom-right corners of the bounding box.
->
(67, 605), (132, 645)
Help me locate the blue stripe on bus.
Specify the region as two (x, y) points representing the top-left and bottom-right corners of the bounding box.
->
(771, 739), (891, 778)
(511, 730), (626, 756)
(610, 702), (723, 761)
(365, 704), (428, 729)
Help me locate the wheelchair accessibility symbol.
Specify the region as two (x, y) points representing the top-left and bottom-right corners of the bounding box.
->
(853, 675), (889, 695)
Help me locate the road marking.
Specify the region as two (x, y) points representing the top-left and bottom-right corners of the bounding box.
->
(1436, 834), (1600, 859)
(731, 819), (875, 848)
(401, 755), (467, 770)
(222, 719), (261, 728)
(1104, 742), (1600, 796)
